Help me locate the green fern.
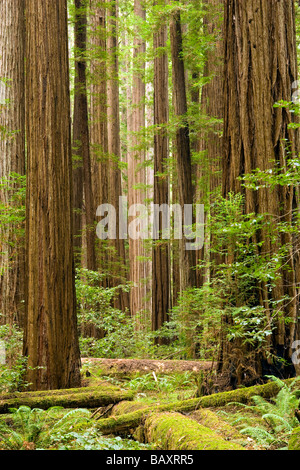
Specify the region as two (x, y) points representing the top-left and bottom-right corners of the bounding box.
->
(229, 376), (300, 449)
(0, 406), (93, 450)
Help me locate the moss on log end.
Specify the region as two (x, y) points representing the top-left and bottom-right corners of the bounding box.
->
(189, 409), (243, 442)
(110, 400), (148, 417)
(288, 426), (300, 450)
(0, 388), (135, 414)
(144, 412), (245, 450)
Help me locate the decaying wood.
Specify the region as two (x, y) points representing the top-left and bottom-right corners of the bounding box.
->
(143, 412), (244, 450)
(95, 378), (293, 435)
(0, 385), (134, 414)
(82, 357), (213, 375)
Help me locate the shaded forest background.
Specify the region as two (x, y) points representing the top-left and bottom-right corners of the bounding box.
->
(1, 0), (300, 393)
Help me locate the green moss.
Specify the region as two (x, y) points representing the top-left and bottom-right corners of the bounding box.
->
(0, 381), (121, 400)
(288, 426), (300, 450)
(144, 412), (245, 450)
(111, 400), (146, 416)
(0, 388), (135, 413)
(190, 409), (243, 442)
(94, 378), (293, 436)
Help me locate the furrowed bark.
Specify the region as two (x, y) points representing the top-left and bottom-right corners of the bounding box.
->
(24, 0), (81, 391)
(0, 0), (25, 328)
(152, 0), (171, 343)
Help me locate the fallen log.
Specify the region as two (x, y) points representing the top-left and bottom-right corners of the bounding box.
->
(144, 412), (245, 450)
(95, 378), (294, 435)
(189, 409), (243, 442)
(0, 387), (134, 414)
(82, 358), (212, 376)
(0, 381), (121, 401)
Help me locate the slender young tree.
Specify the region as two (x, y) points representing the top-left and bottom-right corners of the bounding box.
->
(220, 0), (300, 382)
(127, 0), (147, 323)
(89, 0), (110, 283)
(107, 0), (130, 312)
(0, 0), (25, 327)
(152, 2), (170, 342)
(24, 0), (81, 390)
(73, 0), (97, 271)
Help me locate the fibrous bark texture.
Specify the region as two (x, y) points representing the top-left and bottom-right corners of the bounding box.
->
(24, 0), (81, 391)
(152, 2), (170, 342)
(221, 0), (300, 378)
(0, 0), (25, 327)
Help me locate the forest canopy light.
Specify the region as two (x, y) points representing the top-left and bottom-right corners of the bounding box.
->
(96, 196), (204, 250)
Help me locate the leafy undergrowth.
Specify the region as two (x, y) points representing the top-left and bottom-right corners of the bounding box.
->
(0, 365), (299, 451)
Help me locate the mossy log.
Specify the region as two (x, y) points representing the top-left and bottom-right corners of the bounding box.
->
(144, 412), (245, 450)
(0, 381), (121, 401)
(0, 387), (134, 414)
(288, 426), (300, 450)
(110, 400), (148, 417)
(82, 358), (212, 376)
(95, 378), (293, 435)
(189, 409), (243, 442)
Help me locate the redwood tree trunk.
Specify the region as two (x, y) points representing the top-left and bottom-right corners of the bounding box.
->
(196, 0), (224, 287)
(170, 9), (196, 291)
(128, 0), (147, 322)
(73, 0), (96, 272)
(0, 0), (25, 327)
(107, 0), (130, 312)
(89, 0), (110, 284)
(221, 0), (300, 382)
(152, 6), (170, 342)
(24, 0), (81, 391)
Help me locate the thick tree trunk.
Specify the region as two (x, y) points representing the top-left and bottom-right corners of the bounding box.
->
(221, 0), (300, 381)
(24, 0), (81, 391)
(0, 0), (25, 327)
(152, 6), (171, 343)
(170, 9), (196, 291)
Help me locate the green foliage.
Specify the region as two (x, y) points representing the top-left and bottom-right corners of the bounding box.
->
(127, 371), (195, 393)
(0, 405), (154, 450)
(0, 172), (26, 260)
(230, 376), (300, 450)
(76, 268), (157, 358)
(0, 324), (27, 393)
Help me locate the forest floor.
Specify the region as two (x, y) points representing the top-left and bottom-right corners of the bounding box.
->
(0, 358), (299, 451)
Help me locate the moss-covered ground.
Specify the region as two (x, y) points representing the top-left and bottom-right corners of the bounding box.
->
(0, 361), (299, 451)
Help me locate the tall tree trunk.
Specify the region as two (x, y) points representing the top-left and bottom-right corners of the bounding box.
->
(107, 0), (130, 312)
(170, 8), (196, 291)
(128, 0), (147, 322)
(196, 0), (224, 287)
(0, 0), (25, 328)
(220, 0), (300, 383)
(73, 0), (97, 272)
(89, 0), (110, 284)
(152, 6), (170, 343)
(24, 0), (81, 391)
